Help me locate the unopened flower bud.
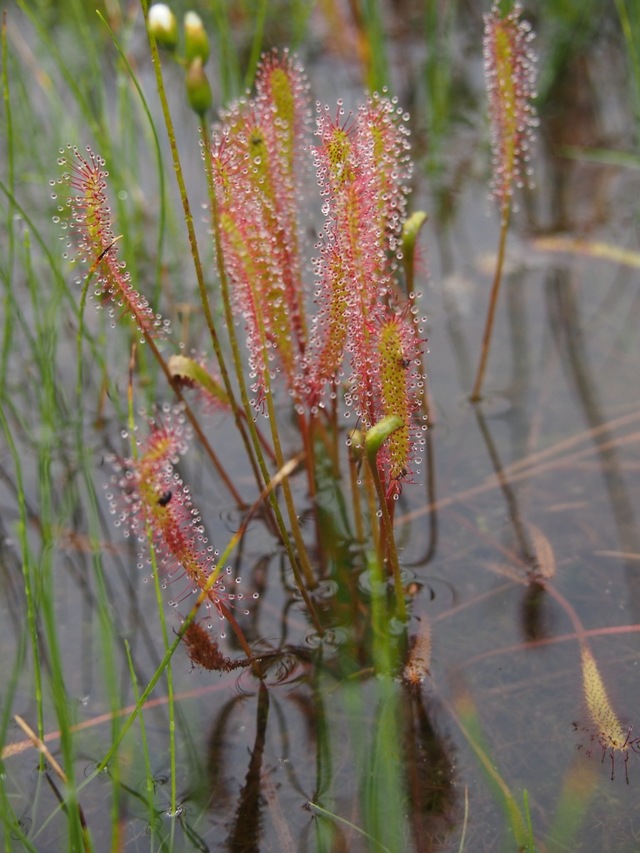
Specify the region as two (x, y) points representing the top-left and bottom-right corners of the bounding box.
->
(148, 4), (178, 52)
(401, 211), (427, 256)
(184, 11), (210, 65)
(401, 210), (427, 296)
(364, 415), (403, 463)
(186, 57), (212, 117)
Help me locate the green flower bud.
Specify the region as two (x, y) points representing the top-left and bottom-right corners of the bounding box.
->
(401, 211), (427, 255)
(147, 4), (178, 52)
(168, 354), (230, 408)
(186, 57), (212, 117)
(364, 415), (403, 463)
(184, 11), (210, 65)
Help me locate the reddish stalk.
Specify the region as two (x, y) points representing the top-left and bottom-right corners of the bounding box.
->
(470, 209), (510, 402)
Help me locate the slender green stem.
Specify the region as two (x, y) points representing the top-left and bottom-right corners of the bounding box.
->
(364, 466), (380, 557)
(447, 688), (533, 850)
(126, 382), (177, 817)
(141, 4), (249, 506)
(123, 641), (156, 823)
(263, 376), (317, 588)
(243, 0), (269, 89)
(614, 0), (640, 142)
(1, 12), (15, 393)
(0, 412), (45, 749)
(299, 411), (329, 577)
(360, 0), (389, 92)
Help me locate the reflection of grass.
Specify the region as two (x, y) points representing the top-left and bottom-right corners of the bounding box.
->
(449, 685), (535, 852)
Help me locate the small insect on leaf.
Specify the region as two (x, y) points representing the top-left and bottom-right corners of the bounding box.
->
(95, 238), (119, 265)
(157, 490), (173, 507)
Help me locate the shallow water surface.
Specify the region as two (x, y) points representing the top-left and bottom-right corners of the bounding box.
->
(2, 3), (640, 851)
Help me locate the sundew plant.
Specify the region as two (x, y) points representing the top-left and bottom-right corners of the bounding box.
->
(6, 1), (640, 849)
(54, 14), (427, 660)
(471, 0), (538, 401)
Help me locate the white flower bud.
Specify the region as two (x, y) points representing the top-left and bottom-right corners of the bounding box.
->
(184, 11), (210, 65)
(148, 4), (178, 52)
